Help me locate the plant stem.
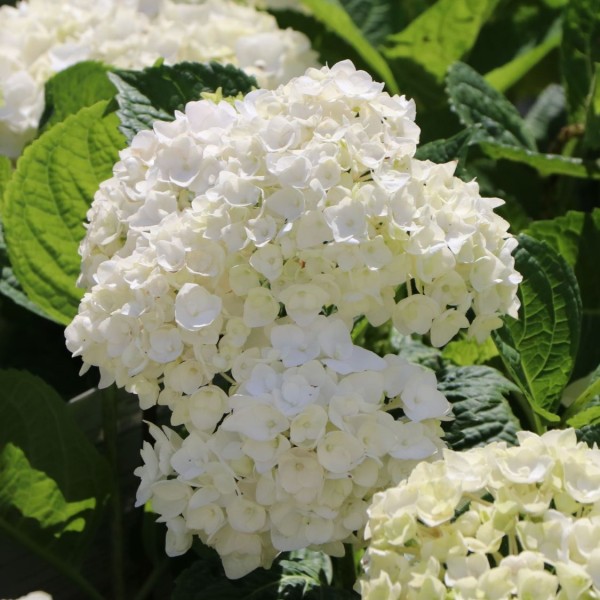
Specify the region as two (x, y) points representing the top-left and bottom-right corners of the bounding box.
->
(332, 544), (357, 591)
(102, 385), (125, 600)
(133, 559), (170, 600)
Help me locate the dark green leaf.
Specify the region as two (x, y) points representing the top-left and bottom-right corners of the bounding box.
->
(110, 61), (257, 143)
(3, 101), (125, 324)
(338, 0), (393, 47)
(576, 423), (600, 446)
(414, 128), (476, 179)
(440, 365), (520, 449)
(173, 550), (344, 600)
(40, 61), (116, 132)
(0, 369), (111, 563)
(524, 83), (566, 148)
(479, 142), (600, 179)
(560, 0), (600, 122)
(492, 234), (582, 420)
(446, 62), (537, 149)
(298, 0), (399, 93)
(526, 209), (600, 377)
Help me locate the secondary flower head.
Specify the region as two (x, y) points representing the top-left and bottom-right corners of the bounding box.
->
(65, 60), (520, 576)
(0, 0), (317, 157)
(360, 429), (600, 600)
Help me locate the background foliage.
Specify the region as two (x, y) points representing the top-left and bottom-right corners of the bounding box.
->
(1, 0), (599, 598)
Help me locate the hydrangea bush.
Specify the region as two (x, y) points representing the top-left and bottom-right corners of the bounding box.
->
(63, 60), (523, 577)
(361, 429), (600, 600)
(0, 0), (317, 157)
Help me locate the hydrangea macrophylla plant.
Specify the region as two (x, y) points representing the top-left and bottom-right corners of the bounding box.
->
(65, 60), (521, 577)
(0, 0), (317, 157)
(360, 428), (600, 600)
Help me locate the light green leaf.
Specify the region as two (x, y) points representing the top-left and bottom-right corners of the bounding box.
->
(492, 234), (582, 420)
(0, 369), (110, 563)
(3, 101), (125, 325)
(484, 21), (561, 93)
(560, 0), (600, 122)
(479, 142), (600, 179)
(439, 365), (520, 449)
(384, 0), (499, 85)
(40, 61), (116, 131)
(442, 336), (498, 366)
(110, 61), (257, 143)
(526, 209), (600, 377)
(565, 378), (600, 426)
(567, 405), (600, 428)
(299, 0), (399, 93)
(0, 155), (12, 212)
(446, 62), (537, 149)
(338, 0), (393, 47)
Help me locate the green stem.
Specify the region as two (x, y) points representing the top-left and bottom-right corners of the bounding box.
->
(332, 544), (357, 591)
(102, 386), (125, 600)
(512, 391), (545, 435)
(0, 519), (104, 600)
(133, 559), (170, 600)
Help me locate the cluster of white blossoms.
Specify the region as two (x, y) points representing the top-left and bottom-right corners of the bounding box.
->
(361, 428), (600, 600)
(0, 0), (317, 157)
(65, 60), (521, 576)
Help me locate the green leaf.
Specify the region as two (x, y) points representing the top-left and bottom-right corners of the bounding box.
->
(560, 0), (600, 122)
(40, 61), (116, 132)
(563, 364), (600, 424)
(439, 365), (520, 449)
(446, 62), (537, 149)
(110, 61), (257, 143)
(479, 142), (600, 179)
(0, 369), (110, 563)
(298, 0), (399, 93)
(576, 423), (600, 446)
(524, 84), (566, 147)
(3, 101), (125, 325)
(173, 550), (349, 600)
(414, 128), (475, 178)
(442, 336), (499, 366)
(583, 64), (600, 150)
(526, 209), (600, 376)
(484, 19), (561, 93)
(0, 155), (12, 212)
(492, 234), (582, 420)
(338, 0), (393, 47)
(384, 0), (499, 90)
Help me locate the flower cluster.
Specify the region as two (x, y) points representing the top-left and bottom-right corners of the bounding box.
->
(65, 60), (520, 576)
(361, 428), (600, 600)
(0, 0), (317, 157)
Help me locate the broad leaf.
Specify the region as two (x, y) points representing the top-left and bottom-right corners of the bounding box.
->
(0, 369), (110, 563)
(560, 0), (600, 122)
(298, 0), (399, 93)
(439, 365), (520, 449)
(110, 62), (257, 143)
(446, 62), (537, 150)
(492, 234), (582, 421)
(576, 423), (600, 446)
(442, 336), (498, 366)
(384, 0), (499, 86)
(526, 209), (600, 376)
(3, 101), (125, 324)
(40, 61), (116, 131)
(0, 155), (12, 211)
(414, 128), (475, 179)
(338, 0), (393, 47)
(524, 84), (566, 147)
(173, 550), (352, 600)
(484, 19), (561, 93)
(479, 142), (600, 179)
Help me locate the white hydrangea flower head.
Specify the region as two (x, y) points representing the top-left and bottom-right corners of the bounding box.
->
(360, 428), (600, 600)
(64, 60), (522, 576)
(0, 0), (318, 157)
